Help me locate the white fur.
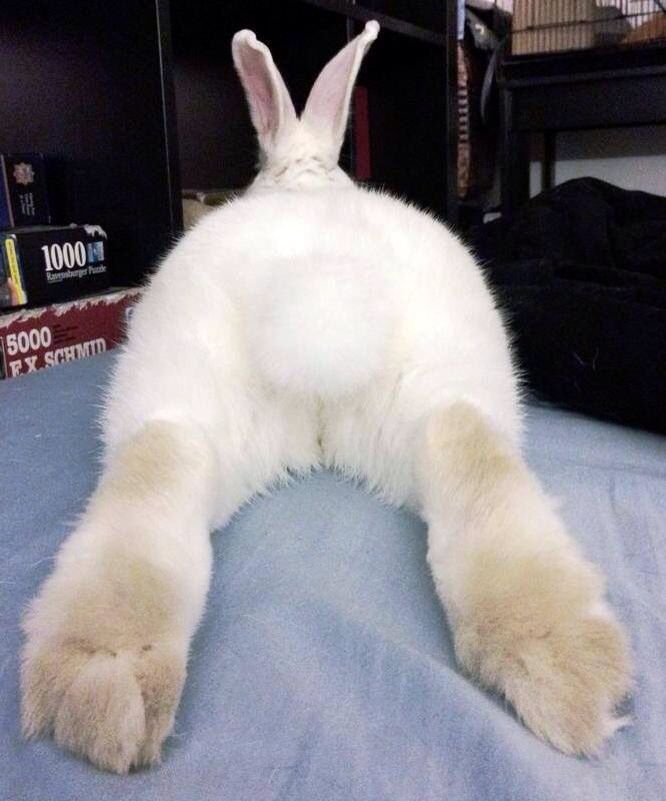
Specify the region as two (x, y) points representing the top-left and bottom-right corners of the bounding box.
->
(102, 185), (519, 506)
(21, 22), (631, 773)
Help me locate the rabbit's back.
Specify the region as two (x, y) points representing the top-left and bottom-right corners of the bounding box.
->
(184, 187), (512, 399)
(105, 185), (518, 467)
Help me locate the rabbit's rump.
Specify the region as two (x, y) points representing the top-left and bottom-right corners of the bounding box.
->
(247, 254), (395, 397)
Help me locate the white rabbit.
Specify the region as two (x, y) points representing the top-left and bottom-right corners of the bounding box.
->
(20, 21), (631, 773)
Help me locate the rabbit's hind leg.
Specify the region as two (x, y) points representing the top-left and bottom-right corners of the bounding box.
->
(21, 419), (218, 773)
(417, 402), (632, 755)
(21, 377), (319, 773)
(325, 386), (631, 755)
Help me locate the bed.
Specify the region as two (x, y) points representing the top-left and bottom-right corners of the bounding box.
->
(1, 352), (665, 801)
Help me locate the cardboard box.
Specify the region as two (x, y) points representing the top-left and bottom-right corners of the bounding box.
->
(0, 153), (51, 229)
(0, 224), (110, 310)
(0, 287), (141, 379)
(181, 189), (238, 230)
(512, 0), (595, 55)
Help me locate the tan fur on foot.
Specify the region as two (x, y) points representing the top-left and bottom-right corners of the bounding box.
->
(21, 515), (189, 772)
(19, 421), (207, 772)
(423, 401), (633, 756)
(454, 549), (632, 755)
(21, 639), (185, 773)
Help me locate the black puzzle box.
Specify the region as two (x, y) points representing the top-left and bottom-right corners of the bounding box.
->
(0, 224), (110, 309)
(0, 153), (51, 228)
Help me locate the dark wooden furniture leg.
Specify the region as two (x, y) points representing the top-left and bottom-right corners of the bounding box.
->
(501, 88), (530, 220)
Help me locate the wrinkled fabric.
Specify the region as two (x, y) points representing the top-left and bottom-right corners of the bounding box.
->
(480, 177), (666, 279)
(1, 353), (665, 801)
(476, 178), (666, 433)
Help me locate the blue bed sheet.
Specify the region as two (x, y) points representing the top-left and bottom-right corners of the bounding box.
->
(1, 353), (665, 801)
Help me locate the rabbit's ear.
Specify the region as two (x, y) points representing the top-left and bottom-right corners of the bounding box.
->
(302, 21), (379, 155)
(232, 30), (297, 149)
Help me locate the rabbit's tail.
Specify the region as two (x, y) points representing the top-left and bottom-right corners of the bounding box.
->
(249, 258), (394, 398)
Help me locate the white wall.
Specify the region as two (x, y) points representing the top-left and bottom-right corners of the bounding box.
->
(530, 125), (666, 197)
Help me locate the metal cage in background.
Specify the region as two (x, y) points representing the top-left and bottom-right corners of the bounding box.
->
(507, 0), (666, 55)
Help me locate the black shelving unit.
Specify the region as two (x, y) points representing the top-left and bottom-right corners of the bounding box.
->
(499, 43), (666, 218)
(0, 0), (458, 289)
